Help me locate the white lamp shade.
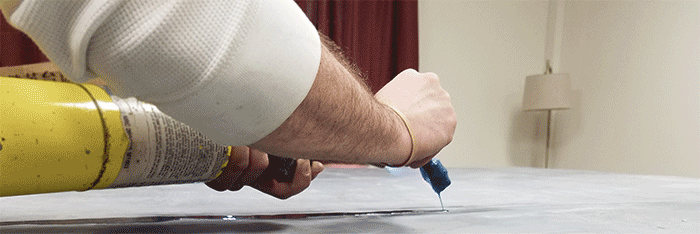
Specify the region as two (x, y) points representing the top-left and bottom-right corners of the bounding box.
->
(522, 73), (572, 111)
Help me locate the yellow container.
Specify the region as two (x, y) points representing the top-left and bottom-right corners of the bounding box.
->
(0, 77), (128, 196)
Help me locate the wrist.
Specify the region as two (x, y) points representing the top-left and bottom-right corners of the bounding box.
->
(379, 103), (414, 166)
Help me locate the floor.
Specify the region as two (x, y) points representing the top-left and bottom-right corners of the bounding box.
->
(1, 167), (699, 233)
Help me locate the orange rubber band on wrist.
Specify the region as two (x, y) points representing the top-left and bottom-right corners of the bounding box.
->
(386, 105), (417, 167)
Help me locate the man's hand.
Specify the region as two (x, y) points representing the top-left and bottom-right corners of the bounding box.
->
(205, 146), (324, 199)
(375, 69), (457, 168)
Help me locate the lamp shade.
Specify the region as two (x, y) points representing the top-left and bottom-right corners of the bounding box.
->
(522, 73), (571, 111)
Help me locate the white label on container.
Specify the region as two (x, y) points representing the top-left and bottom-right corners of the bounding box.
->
(108, 97), (228, 188)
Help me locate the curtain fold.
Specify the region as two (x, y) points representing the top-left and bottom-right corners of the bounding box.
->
(296, 0), (418, 93)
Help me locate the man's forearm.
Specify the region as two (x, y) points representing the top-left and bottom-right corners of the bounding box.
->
(250, 36), (411, 165)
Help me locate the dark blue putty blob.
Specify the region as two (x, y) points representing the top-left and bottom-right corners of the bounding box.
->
(420, 159), (451, 210)
(420, 159), (451, 194)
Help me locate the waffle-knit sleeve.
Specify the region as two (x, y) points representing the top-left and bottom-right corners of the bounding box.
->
(3, 0), (321, 146)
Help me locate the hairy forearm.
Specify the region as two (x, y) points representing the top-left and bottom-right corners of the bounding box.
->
(250, 36), (411, 165)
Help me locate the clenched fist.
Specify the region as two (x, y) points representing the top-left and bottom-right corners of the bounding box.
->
(206, 146), (324, 199)
(375, 69), (457, 168)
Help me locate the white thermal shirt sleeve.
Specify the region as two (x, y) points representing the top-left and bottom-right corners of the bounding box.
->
(2, 0), (321, 146)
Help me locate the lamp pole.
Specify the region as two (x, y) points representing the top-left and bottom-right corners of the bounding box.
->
(544, 60), (553, 169)
(545, 109), (552, 168)
(523, 60), (570, 169)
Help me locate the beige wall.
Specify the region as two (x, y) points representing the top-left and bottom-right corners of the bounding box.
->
(420, 0), (700, 177)
(554, 1), (700, 177)
(419, 1), (549, 168)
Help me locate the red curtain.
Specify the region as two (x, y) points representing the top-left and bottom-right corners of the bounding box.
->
(0, 12), (49, 67)
(295, 0), (418, 93)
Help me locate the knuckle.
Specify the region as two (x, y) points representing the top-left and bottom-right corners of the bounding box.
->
(232, 160), (248, 171)
(443, 128), (455, 144)
(249, 156), (269, 172)
(250, 161), (267, 172)
(260, 153), (270, 166)
(422, 72), (439, 81)
(398, 69), (418, 78)
(230, 148), (250, 170)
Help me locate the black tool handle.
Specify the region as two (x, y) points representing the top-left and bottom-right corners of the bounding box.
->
(258, 155), (299, 183)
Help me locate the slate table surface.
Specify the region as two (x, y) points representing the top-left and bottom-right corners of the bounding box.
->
(1, 167), (699, 233)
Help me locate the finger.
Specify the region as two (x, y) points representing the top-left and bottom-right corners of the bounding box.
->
(205, 146), (249, 191)
(310, 161), (324, 180)
(236, 148), (269, 187)
(252, 159), (313, 199)
(226, 146), (253, 191)
(288, 159), (313, 194)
